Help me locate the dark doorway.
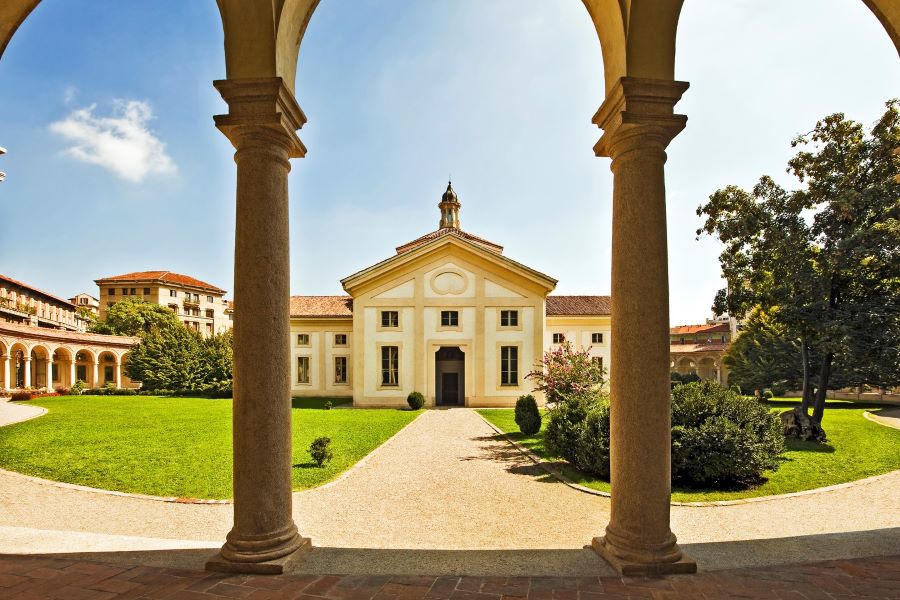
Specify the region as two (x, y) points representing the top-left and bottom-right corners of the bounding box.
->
(435, 346), (465, 406)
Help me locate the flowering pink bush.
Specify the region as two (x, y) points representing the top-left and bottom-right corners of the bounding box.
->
(526, 341), (606, 404)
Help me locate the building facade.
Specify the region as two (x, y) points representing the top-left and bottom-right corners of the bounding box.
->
(669, 321), (732, 383)
(289, 184), (611, 407)
(94, 271), (231, 337)
(1, 273), (83, 332)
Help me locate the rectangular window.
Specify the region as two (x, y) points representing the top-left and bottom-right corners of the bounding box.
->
(591, 333), (603, 344)
(205, 309), (214, 318)
(170, 290), (177, 297)
(168, 304), (178, 313)
(334, 356), (347, 384)
(592, 356), (604, 370)
(103, 365), (114, 384)
(108, 288), (115, 296)
(381, 310), (399, 327)
(207, 295), (213, 302)
(297, 333), (310, 346)
(501, 346), (518, 386)
(121, 288), (129, 296)
(194, 294), (200, 302)
(381, 346), (399, 386)
(76, 365), (87, 382)
(206, 323), (213, 335)
(440, 310), (459, 327)
(143, 288), (150, 295)
(334, 334), (347, 346)
(552, 333), (565, 344)
(297, 356), (310, 384)
(500, 310), (518, 327)
(130, 288), (136, 295)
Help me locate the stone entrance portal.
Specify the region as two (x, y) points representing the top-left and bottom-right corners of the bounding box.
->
(435, 346), (465, 406)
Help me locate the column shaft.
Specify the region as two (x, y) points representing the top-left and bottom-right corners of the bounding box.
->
(2, 357), (9, 390)
(590, 77), (695, 576)
(207, 77), (310, 574)
(23, 358), (31, 388)
(92, 362), (99, 388)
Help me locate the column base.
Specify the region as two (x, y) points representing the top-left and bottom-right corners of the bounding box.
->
(206, 536), (311, 575)
(592, 536), (697, 576)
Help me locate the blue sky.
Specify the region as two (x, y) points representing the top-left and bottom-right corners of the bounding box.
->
(0, 1), (897, 325)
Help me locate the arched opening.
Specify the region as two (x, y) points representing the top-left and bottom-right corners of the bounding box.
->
(29, 344), (52, 389)
(98, 351), (118, 387)
(696, 357), (717, 382)
(52, 347), (74, 389)
(74, 349), (96, 388)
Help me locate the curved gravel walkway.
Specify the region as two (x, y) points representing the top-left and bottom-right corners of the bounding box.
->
(1, 407), (898, 576)
(0, 398), (46, 426)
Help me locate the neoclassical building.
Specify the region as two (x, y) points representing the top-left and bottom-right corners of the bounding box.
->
(5, 0), (897, 577)
(669, 321), (732, 383)
(95, 271), (233, 338)
(289, 184), (611, 407)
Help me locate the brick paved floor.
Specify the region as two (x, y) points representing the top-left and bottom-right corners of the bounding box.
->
(0, 554), (897, 600)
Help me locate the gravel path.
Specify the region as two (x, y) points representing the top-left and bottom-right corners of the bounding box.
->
(0, 407), (898, 575)
(0, 398), (46, 426)
(868, 407), (900, 430)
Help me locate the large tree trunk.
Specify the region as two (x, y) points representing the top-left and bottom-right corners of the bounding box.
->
(811, 352), (833, 424)
(800, 338), (812, 414)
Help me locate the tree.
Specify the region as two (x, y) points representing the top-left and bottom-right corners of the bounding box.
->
(91, 298), (182, 336)
(125, 324), (206, 390)
(723, 307), (803, 395)
(698, 100), (900, 425)
(526, 341), (606, 404)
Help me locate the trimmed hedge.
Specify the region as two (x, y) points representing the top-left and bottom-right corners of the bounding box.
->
(514, 395), (541, 435)
(407, 391), (425, 410)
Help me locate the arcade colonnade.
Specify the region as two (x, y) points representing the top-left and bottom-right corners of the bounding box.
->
(0, 322), (137, 391)
(2, 0), (899, 578)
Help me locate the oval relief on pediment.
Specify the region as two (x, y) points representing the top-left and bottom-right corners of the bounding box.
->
(431, 271), (466, 295)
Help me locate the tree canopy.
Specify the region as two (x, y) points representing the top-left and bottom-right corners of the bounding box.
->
(698, 100), (900, 423)
(90, 298), (183, 337)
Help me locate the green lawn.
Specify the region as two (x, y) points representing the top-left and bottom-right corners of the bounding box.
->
(0, 396), (419, 500)
(477, 400), (900, 502)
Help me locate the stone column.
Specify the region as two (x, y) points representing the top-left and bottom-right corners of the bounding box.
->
(206, 77), (310, 574)
(69, 361), (76, 387)
(114, 361), (122, 388)
(92, 361), (99, 389)
(591, 78), (696, 576)
(2, 355), (9, 390)
(23, 357), (31, 388)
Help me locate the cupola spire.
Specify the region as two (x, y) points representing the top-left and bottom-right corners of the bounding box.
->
(438, 180), (460, 229)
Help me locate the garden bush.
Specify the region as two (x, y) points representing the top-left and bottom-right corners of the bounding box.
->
(54, 387), (70, 396)
(407, 391), (425, 410)
(671, 381), (784, 487)
(514, 395), (541, 435)
(10, 390), (33, 401)
(309, 436), (333, 467)
(544, 391), (597, 460)
(70, 380), (85, 395)
(324, 400), (333, 410)
(545, 381), (785, 489)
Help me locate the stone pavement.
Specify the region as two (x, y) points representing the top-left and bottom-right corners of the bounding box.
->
(1, 408), (899, 577)
(0, 553), (899, 599)
(0, 398), (45, 427)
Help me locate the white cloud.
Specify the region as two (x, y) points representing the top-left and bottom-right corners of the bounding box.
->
(49, 100), (176, 183)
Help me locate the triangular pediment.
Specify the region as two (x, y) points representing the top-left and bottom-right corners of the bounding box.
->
(341, 233), (556, 297)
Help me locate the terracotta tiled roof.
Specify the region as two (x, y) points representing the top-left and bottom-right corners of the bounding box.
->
(669, 342), (729, 353)
(546, 295), (611, 316)
(290, 295), (353, 318)
(0, 273), (76, 308)
(95, 271), (226, 294)
(396, 228), (503, 255)
(670, 323), (730, 335)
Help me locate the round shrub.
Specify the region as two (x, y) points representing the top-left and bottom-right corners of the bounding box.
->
(514, 395), (541, 435)
(70, 380), (85, 395)
(407, 391), (425, 410)
(671, 381), (784, 487)
(10, 390), (33, 401)
(544, 391), (597, 461)
(309, 436), (333, 467)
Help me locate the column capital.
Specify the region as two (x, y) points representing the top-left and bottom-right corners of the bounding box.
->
(213, 77), (307, 158)
(593, 77), (689, 159)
